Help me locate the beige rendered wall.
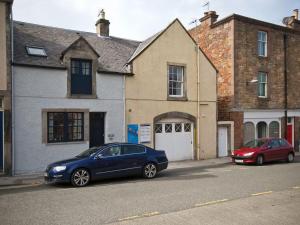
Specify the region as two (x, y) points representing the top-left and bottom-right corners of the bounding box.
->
(0, 2), (7, 90)
(126, 20), (217, 159)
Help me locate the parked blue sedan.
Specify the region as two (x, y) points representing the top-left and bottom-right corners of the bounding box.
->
(44, 143), (168, 187)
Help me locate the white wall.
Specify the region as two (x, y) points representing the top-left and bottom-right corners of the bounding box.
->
(13, 66), (125, 174)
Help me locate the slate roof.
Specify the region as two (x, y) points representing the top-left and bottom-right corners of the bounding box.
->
(13, 21), (140, 74)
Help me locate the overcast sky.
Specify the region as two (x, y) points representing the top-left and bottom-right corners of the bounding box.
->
(13, 0), (299, 41)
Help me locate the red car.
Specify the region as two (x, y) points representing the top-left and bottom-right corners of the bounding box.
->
(232, 138), (295, 165)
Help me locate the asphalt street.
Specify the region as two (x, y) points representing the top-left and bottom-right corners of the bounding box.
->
(0, 157), (299, 225)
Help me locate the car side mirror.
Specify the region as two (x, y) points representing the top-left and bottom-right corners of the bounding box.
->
(267, 145), (272, 149)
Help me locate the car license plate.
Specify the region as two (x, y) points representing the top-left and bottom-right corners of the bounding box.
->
(44, 172), (48, 177)
(235, 159), (243, 163)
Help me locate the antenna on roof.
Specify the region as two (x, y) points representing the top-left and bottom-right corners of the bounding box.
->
(203, 1), (210, 11)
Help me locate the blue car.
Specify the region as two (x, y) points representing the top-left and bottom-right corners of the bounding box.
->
(44, 143), (168, 187)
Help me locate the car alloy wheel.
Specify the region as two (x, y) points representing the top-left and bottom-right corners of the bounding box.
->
(256, 155), (264, 166)
(71, 168), (90, 187)
(144, 163), (157, 179)
(287, 153), (294, 163)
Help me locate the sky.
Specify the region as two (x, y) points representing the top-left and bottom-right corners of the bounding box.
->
(13, 0), (299, 41)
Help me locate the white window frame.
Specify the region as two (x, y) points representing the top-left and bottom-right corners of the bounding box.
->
(258, 72), (267, 98)
(168, 65), (184, 97)
(258, 31), (267, 57)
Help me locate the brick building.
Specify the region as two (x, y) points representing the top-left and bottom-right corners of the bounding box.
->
(190, 10), (300, 154)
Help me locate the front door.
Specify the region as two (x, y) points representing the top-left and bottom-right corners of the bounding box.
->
(287, 124), (293, 146)
(218, 127), (228, 157)
(0, 111), (3, 171)
(89, 112), (105, 147)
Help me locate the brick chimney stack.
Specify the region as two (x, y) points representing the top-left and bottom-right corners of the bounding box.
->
(200, 11), (219, 26)
(293, 9), (299, 20)
(283, 9), (300, 30)
(95, 9), (110, 37)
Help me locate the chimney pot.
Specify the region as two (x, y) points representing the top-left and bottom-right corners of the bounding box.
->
(293, 9), (299, 20)
(200, 11), (218, 25)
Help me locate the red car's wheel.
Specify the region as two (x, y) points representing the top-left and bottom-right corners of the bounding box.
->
(256, 155), (264, 166)
(287, 153), (294, 163)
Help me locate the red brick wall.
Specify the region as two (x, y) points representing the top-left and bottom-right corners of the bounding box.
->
(190, 18), (234, 121)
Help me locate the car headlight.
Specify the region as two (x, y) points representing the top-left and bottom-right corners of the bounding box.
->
(243, 152), (254, 157)
(53, 165), (66, 172)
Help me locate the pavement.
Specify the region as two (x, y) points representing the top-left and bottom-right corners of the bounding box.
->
(0, 156), (232, 187)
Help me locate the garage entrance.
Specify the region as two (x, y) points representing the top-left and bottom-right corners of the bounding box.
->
(155, 119), (194, 161)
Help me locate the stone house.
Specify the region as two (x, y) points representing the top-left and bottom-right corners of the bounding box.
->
(125, 19), (218, 161)
(190, 10), (300, 155)
(0, 0), (13, 175)
(11, 12), (139, 174)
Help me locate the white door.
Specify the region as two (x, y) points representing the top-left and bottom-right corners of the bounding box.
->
(155, 122), (193, 161)
(218, 127), (228, 157)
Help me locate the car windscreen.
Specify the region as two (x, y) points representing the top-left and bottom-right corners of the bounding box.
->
(76, 146), (104, 157)
(244, 139), (267, 148)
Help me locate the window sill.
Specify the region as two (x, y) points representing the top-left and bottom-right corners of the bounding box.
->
(167, 96), (188, 101)
(68, 94), (97, 99)
(257, 96), (269, 100)
(45, 141), (87, 146)
(258, 55), (268, 59)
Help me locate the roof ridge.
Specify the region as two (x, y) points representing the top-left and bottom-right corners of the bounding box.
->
(13, 20), (141, 43)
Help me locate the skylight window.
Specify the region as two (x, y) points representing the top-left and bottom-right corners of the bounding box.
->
(26, 46), (47, 57)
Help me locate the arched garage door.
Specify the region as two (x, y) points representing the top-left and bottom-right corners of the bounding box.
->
(155, 120), (194, 161)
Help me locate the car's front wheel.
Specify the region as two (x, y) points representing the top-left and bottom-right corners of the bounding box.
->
(71, 168), (90, 187)
(143, 163), (157, 179)
(256, 155), (264, 166)
(287, 153), (294, 163)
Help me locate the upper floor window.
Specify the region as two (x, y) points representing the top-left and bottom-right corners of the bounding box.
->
(258, 31), (267, 57)
(48, 112), (84, 143)
(168, 65), (184, 97)
(258, 72), (267, 98)
(71, 59), (92, 95)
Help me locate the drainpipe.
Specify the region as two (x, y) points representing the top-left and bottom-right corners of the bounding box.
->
(283, 34), (288, 139)
(195, 24), (201, 160)
(10, 3), (15, 176)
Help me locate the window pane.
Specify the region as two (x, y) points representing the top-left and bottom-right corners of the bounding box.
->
(155, 124), (162, 133)
(269, 121), (279, 138)
(244, 122), (255, 144)
(122, 145), (145, 155)
(184, 123), (191, 132)
(67, 112), (84, 141)
(257, 122), (267, 138)
(165, 124), (172, 133)
(175, 123), (182, 132)
(48, 112), (64, 142)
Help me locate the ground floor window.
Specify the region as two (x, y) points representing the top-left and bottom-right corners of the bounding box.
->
(243, 122), (255, 144)
(257, 122), (267, 138)
(48, 112), (84, 143)
(269, 121), (280, 138)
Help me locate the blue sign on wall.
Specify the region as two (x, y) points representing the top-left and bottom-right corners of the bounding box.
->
(127, 124), (138, 144)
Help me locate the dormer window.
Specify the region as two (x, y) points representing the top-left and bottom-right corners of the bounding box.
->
(71, 59), (92, 95)
(26, 46), (47, 57)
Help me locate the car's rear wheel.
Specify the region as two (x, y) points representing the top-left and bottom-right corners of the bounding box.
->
(287, 153), (294, 163)
(71, 168), (90, 187)
(256, 155), (264, 166)
(143, 163), (157, 179)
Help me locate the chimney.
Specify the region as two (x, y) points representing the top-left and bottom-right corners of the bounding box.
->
(95, 9), (110, 37)
(293, 9), (299, 20)
(200, 11), (219, 26)
(282, 9), (300, 30)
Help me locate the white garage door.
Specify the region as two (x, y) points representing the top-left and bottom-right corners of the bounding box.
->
(155, 121), (193, 161)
